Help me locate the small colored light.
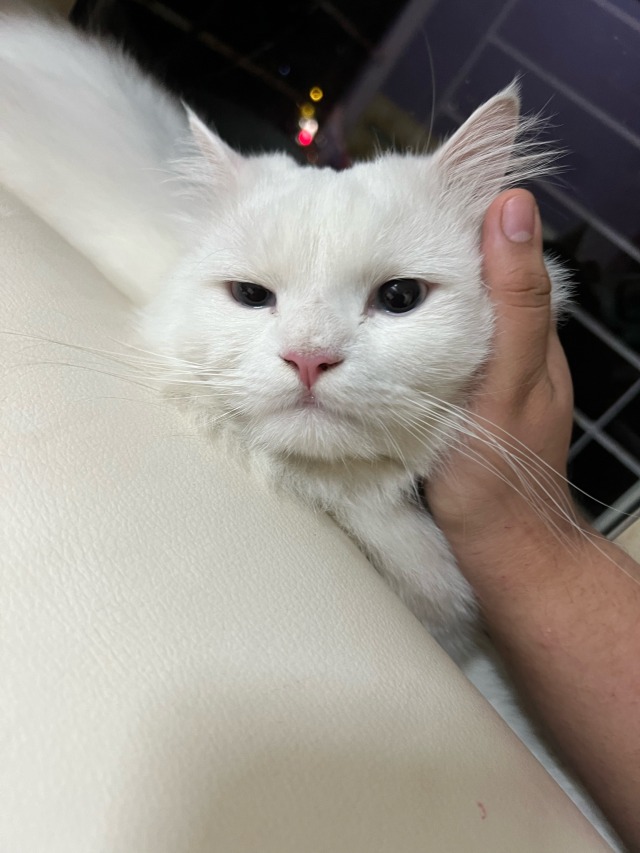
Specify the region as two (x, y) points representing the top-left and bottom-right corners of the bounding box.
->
(298, 117), (319, 135)
(297, 129), (313, 147)
(300, 102), (315, 118)
(309, 86), (323, 102)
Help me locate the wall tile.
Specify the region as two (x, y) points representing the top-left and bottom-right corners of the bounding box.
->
(500, 0), (640, 138)
(382, 0), (505, 120)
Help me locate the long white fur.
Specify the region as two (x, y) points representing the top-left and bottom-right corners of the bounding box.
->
(0, 12), (620, 849)
(0, 9), (195, 301)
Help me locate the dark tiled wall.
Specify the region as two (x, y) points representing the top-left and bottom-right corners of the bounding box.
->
(501, 0), (640, 137)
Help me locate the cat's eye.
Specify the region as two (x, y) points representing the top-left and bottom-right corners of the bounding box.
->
(375, 278), (427, 314)
(230, 281), (275, 308)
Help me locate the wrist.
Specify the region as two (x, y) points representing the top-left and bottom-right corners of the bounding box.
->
(440, 498), (591, 591)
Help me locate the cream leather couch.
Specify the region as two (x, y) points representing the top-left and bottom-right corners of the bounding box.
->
(1, 182), (628, 852)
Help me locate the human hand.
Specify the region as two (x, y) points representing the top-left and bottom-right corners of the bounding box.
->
(425, 193), (640, 851)
(426, 189), (579, 569)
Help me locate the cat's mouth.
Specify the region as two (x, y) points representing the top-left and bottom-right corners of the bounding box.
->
(287, 390), (346, 421)
(295, 391), (345, 417)
(300, 391), (320, 407)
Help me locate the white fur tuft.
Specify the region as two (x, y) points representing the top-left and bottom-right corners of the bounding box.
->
(0, 12), (195, 302)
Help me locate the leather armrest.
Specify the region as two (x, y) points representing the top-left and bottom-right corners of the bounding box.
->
(0, 188), (612, 851)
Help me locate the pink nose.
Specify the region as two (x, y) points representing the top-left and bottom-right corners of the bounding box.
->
(281, 350), (343, 390)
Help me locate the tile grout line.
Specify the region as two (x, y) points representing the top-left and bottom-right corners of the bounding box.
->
(491, 34), (640, 152)
(571, 306), (640, 372)
(533, 181), (640, 267)
(568, 376), (640, 460)
(574, 408), (640, 479)
(435, 0), (520, 115)
(589, 0), (640, 36)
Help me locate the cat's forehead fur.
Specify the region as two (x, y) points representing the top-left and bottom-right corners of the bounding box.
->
(198, 152), (478, 298)
(184, 84), (542, 297)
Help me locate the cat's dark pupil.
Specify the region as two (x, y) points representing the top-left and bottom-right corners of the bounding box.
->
(378, 279), (421, 313)
(234, 282), (271, 306)
(242, 284), (266, 304)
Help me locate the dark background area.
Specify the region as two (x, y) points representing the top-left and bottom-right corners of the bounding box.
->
(71, 0), (640, 531)
(71, 0), (400, 159)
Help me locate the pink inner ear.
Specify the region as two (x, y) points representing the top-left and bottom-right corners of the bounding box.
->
(185, 105), (243, 181)
(435, 89), (520, 188)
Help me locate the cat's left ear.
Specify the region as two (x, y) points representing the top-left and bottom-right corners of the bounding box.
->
(432, 83), (543, 215)
(185, 106), (244, 187)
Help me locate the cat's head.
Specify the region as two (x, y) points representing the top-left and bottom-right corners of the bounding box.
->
(143, 85), (554, 469)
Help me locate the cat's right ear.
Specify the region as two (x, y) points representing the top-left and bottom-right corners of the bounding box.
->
(431, 83), (551, 219)
(433, 84), (520, 188)
(184, 106), (244, 187)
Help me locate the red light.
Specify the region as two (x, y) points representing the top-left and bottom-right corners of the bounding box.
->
(297, 129), (313, 147)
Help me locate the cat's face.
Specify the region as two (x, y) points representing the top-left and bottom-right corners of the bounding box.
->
(143, 85), (544, 469)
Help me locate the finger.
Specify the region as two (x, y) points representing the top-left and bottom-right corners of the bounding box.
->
(481, 189), (553, 394)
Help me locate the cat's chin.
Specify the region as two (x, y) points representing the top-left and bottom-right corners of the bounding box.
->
(250, 407), (381, 462)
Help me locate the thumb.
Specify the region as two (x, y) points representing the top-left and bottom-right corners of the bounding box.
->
(481, 189), (553, 397)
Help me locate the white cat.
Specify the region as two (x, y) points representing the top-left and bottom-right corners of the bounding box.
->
(0, 11), (620, 849)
